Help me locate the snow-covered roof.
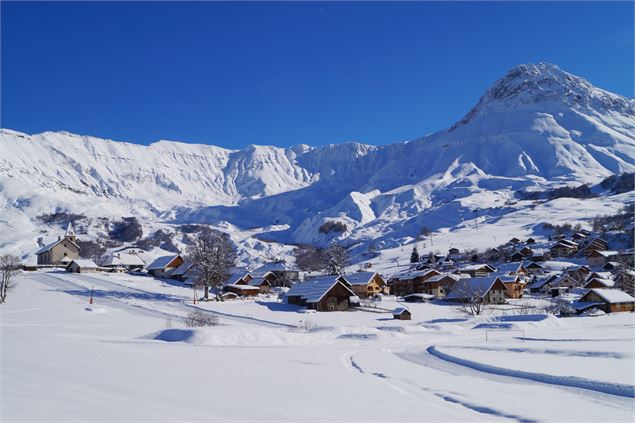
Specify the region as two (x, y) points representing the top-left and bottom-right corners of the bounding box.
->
(392, 307), (409, 315)
(101, 253), (145, 267)
(585, 289), (635, 304)
(460, 264), (496, 272)
(345, 271), (379, 286)
(584, 278), (615, 288)
(146, 254), (181, 271)
(395, 269), (438, 281)
(286, 275), (356, 303)
(35, 237), (80, 255)
(425, 273), (460, 283)
(586, 271), (612, 281)
(531, 275), (557, 290)
(223, 269), (251, 286)
(68, 259), (99, 268)
(224, 284), (260, 291)
(446, 277), (500, 300)
(589, 250), (618, 258)
(497, 262), (525, 274)
(252, 261), (295, 273)
(403, 293), (434, 300)
(171, 261), (193, 276)
(247, 277), (270, 287)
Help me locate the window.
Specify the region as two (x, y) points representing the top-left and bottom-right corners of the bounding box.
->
(64, 243), (67, 247)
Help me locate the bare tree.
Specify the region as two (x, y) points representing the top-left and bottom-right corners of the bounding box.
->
(460, 290), (487, 316)
(186, 231), (236, 301)
(0, 255), (21, 304)
(320, 243), (350, 275)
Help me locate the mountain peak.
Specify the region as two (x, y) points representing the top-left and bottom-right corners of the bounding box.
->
(450, 63), (634, 131)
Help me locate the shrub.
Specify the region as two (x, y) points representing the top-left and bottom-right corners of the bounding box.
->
(109, 217), (143, 242)
(183, 311), (219, 327)
(318, 221), (347, 234)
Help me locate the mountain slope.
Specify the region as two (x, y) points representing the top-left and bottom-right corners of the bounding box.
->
(1, 63), (634, 260)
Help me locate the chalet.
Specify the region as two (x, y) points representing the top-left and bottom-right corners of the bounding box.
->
(459, 264), (496, 277)
(531, 274), (576, 294)
(550, 240), (578, 257)
(392, 307), (411, 320)
(578, 289), (635, 313)
(519, 246), (534, 257)
(498, 275), (524, 299)
(447, 248), (460, 260)
(530, 249), (548, 262)
(251, 261), (299, 287)
(530, 275), (557, 293)
(285, 275), (358, 312)
(246, 272), (275, 293)
(509, 237), (521, 245)
(585, 271), (613, 282)
(388, 269), (441, 297)
(552, 234), (566, 241)
(66, 259), (100, 273)
(510, 252), (525, 262)
(101, 251), (145, 272)
(146, 254), (184, 278)
(345, 271), (387, 298)
(603, 262), (622, 272)
(565, 265), (591, 283)
(446, 276), (507, 304)
(583, 278), (615, 289)
(420, 273), (462, 298)
(572, 232), (588, 242)
(587, 250), (618, 268)
(221, 269), (257, 295)
(35, 223), (80, 265)
(526, 238), (536, 244)
(525, 262), (544, 274)
(577, 238), (609, 257)
(171, 261), (194, 281)
(223, 284), (260, 297)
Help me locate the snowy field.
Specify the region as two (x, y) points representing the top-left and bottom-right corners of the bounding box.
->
(1, 270), (634, 421)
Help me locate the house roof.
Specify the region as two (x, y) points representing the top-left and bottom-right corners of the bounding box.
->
(392, 307), (410, 316)
(584, 289), (635, 304)
(286, 275), (356, 303)
(584, 278), (615, 288)
(171, 261), (193, 276)
(460, 264), (496, 272)
(497, 262), (525, 274)
(588, 250), (618, 258)
(446, 277), (501, 300)
(395, 269), (439, 281)
(35, 236), (80, 255)
(247, 277), (271, 287)
(345, 271), (380, 286)
(101, 253), (145, 267)
(146, 254), (181, 271)
(425, 273), (461, 284)
(67, 259), (99, 268)
(252, 261), (295, 273)
(403, 293), (434, 300)
(531, 275), (557, 290)
(223, 269), (251, 286)
(224, 284), (260, 291)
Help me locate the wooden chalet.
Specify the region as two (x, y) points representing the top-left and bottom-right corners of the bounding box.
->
(565, 265), (591, 283)
(587, 250), (618, 268)
(345, 271), (387, 298)
(525, 262), (544, 274)
(222, 269), (259, 296)
(246, 272), (276, 293)
(577, 238), (608, 257)
(392, 307), (411, 320)
(420, 273), (461, 299)
(388, 269), (441, 297)
(446, 276), (507, 304)
(146, 254), (184, 278)
(526, 238), (536, 244)
(510, 252), (524, 262)
(550, 240), (578, 257)
(583, 278), (615, 289)
(251, 261), (299, 287)
(101, 251), (145, 272)
(459, 264), (496, 277)
(498, 275), (524, 299)
(66, 259), (101, 273)
(578, 289), (635, 313)
(285, 275), (357, 311)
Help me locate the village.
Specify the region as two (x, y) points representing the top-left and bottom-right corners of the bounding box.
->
(18, 219), (635, 320)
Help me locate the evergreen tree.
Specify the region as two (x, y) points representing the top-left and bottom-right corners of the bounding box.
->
(410, 246), (420, 263)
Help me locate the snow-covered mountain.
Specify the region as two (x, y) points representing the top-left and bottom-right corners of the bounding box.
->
(1, 63), (634, 261)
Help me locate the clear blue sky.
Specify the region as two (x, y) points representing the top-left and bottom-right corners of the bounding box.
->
(2, 1), (633, 148)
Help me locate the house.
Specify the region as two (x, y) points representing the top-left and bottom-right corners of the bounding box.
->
(285, 275), (358, 311)
(530, 275), (557, 293)
(498, 275), (524, 299)
(530, 274), (577, 294)
(447, 248), (460, 260)
(459, 264), (496, 277)
(587, 250), (618, 268)
(221, 269), (256, 295)
(603, 262), (623, 272)
(251, 261), (299, 287)
(578, 289), (635, 313)
(585, 271), (613, 282)
(170, 261), (194, 281)
(246, 273), (275, 293)
(525, 262), (544, 274)
(572, 232), (588, 242)
(510, 251), (525, 262)
(550, 240), (578, 257)
(446, 276), (507, 304)
(526, 238), (536, 244)
(577, 238), (609, 257)
(35, 223), (80, 265)
(388, 269), (441, 297)
(565, 265), (591, 283)
(519, 246), (533, 257)
(583, 278), (615, 289)
(223, 283), (260, 297)
(530, 249), (548, 262)
(420, 273), (461, 298)
(146, 254), (184, 278)
(344, 271), (387, 298)
(101, 251), (145, 272)
(509, 237), (521, 244)
(392, 307), (411, 320)
(66, 259), (100, 273)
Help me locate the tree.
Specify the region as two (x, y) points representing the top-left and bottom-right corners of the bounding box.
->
(186, 231), (236, 301)
(410, 246), (420, 263)
(0, 255), (21, 304)
(320, 243), (350, 275)
(460, 289), (487, 316)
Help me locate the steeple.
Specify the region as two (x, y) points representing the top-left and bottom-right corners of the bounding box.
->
(65, 222), (77, 241)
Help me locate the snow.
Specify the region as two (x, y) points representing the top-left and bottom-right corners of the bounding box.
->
(146, 254), (180, 271)
(286, 275), (356, 303)
(2, 270), (634, 421)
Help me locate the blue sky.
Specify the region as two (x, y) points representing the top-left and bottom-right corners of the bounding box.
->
(2, 1), (633, 148)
